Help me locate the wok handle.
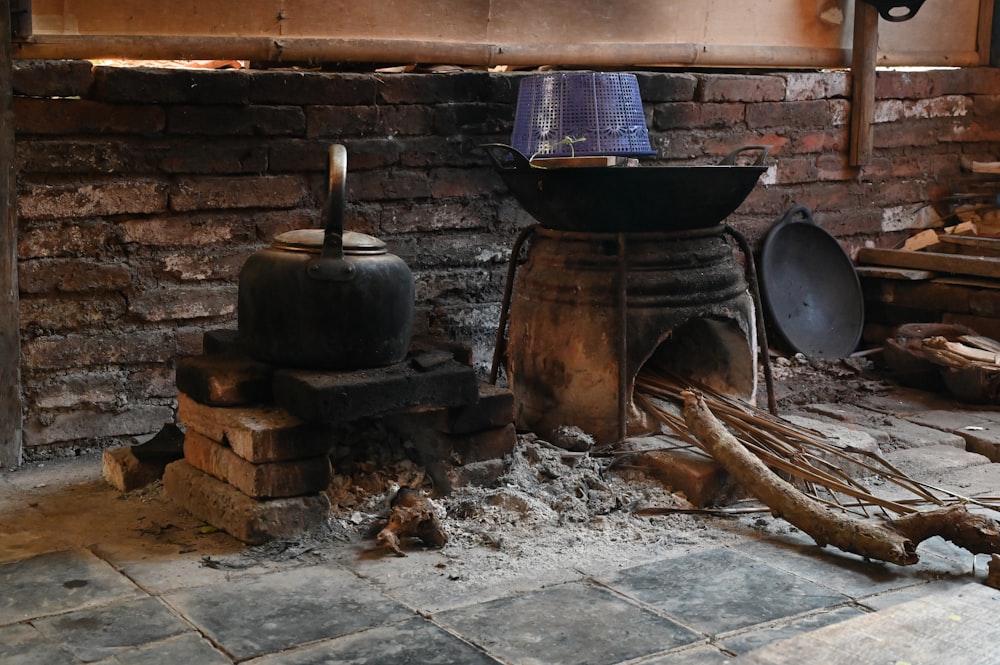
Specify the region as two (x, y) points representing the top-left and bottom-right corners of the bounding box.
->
(720, 145), (771, 167)
(861, 0), (926, 22)
(773, 204), (817, 229)
(482, 143), (533, 171)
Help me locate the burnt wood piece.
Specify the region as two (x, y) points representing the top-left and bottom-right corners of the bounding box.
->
(273, 357), (479, 425)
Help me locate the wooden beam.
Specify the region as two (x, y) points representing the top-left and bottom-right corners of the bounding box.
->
(980, 0), (996, 65)
(850, 1), (880, 167)
(0, 0), (22, 468)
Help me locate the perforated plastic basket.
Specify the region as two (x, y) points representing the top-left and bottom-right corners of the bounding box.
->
(511, 72), (654, 159)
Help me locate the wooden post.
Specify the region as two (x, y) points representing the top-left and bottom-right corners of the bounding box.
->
(849, 1), (880, 167)
(0, 0), (22, 468)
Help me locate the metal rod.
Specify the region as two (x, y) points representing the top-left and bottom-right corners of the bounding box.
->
(489, 224), (538, 385)
(723, 224), (778, 416)
(617, 232), (628, 446)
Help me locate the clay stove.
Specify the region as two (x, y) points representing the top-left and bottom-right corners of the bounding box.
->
(504, 224), (758, 445)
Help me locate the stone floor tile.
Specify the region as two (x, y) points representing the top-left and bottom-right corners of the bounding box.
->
(737, 535), (970, 598)
(600, 549), (848, 635)
(734, 583), (1000, 665)
(31, 596), (190, 663)
(163, 563), (413, 662)
(244, 617), (502, 665)
(89, 633), (233, 665)
(0, 549), (144, 626)
(882, 445), (990, 478)
(640, 644), (735, 665)
(435, 581), (701, 665)
(857, 575), (989, 612)
(718, 605), (866, 656)
(0, 623), (78, 665)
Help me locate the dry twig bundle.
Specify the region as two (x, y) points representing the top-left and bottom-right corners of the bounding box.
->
(634, 368), (1000, 565)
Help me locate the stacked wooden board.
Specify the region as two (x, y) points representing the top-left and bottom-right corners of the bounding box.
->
(856, 231), (1000, 343)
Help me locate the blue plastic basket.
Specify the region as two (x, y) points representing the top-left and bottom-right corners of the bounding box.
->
(511, 72), (654, 159)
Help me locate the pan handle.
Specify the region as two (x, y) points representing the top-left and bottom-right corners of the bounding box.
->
(861, 0), (926, 22)
(720, 145), (771, 167)
(773, 204), (817, 230)
(482, 143), (533, 172)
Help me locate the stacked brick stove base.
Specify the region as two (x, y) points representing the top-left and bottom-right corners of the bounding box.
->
(154, 331), (515, 545)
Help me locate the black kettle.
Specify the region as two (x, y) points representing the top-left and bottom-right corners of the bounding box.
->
(237, 144), (415, 370)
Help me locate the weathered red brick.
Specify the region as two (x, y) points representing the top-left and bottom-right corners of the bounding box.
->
(429, 167), (499, 198)
(377, 72), (491, 104)
(177, 393), (333, 463)
(782, 71), (850, 101)
(23, 404), (175, 446)
(635, 72), (698, 103)
(163, 460), (331, 545)
(306, 106), (379, 137)
(22, 329), (178, 370)
(17, 139), (150, 175)
(746, 100), (848, 130)
(158, 139), (270, 174)
(170, 175), (307, 212)
(128, 284), (238, 322)
(183, 430), (331, 499)
(19, 259), (132, 294)
(168, 105), (305, 137)
(651, 102), (745, 130)
(19, 181), (168, 220)
(94, 66), (250, 104)
(18, 222), (114, 260)
(697, 74), (785, 103)
(15, 98), (165, 135)
(380, 199), (492, 234)
(250, 71), (376, 105)
(14, 60), (95, 98)
(20, 296), (127, 331)
(120, 213), (257, 247)
(349, 170), (432, 201)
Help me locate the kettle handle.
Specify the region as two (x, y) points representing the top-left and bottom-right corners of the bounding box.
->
(322, 144), (348, 260)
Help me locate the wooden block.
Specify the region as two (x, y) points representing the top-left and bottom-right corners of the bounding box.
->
(901, 228), (939, 251)
(102, 447), (166, 492)
(183, 430), (331, 499)
(163, 460), (330, 545)
(177, 393), (332, 463)
(175, 353), (274, 406)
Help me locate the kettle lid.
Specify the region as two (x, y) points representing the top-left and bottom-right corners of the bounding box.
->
(271, 229), (387, 255)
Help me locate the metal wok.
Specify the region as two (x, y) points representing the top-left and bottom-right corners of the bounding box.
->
(484, 143), (769, 233)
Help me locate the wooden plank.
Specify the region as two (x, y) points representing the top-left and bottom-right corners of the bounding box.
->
(0, 0), (22, 468)
(854, 265), (935, 280)
(14, 0), (987, 67)
(857, 247), (1000, 279)
(938, 233), (1000, 258)
(849, 1), (879, 167)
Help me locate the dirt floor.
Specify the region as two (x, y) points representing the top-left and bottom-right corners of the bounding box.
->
(1, 352), (901, 589)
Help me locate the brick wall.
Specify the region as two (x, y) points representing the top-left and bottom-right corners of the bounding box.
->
(12, 61), (1000, 459)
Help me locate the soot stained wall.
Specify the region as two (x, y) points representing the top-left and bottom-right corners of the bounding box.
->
(12, 61), (1000, 459)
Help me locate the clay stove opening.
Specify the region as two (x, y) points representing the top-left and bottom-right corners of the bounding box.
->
(638, 315), (758, 404)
